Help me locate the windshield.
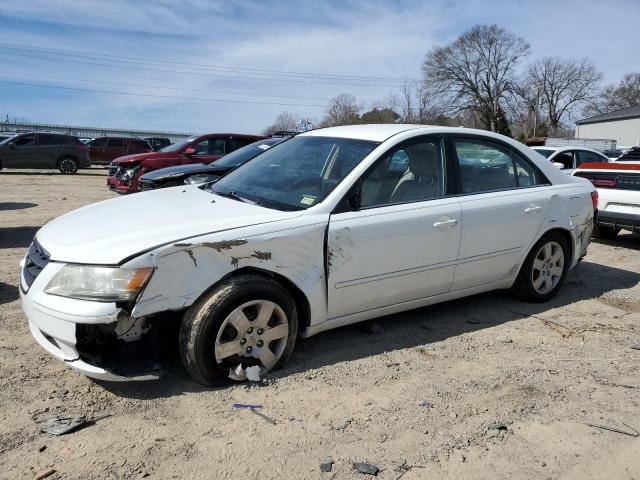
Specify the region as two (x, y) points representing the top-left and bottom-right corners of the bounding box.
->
(210, 138), (284, 168)
(209, 136), (379, 211)
(0, 134), (18, 145)
(533, 148), (555, 158)
(159, 138), (194, 152)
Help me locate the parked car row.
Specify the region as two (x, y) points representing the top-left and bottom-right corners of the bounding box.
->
(107, 133), (266, 193)
(0, 133), (174, 172)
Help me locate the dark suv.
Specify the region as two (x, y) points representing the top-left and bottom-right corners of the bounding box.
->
(0, 133), (91, 174)
(89, 137), (152, 165)
(143, 137), (172, 151)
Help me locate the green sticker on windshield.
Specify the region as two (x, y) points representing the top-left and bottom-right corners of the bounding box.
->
(300, 195), (316, 206)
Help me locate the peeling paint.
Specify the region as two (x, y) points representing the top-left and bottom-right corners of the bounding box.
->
(202, 239), (248, 252)
(230, 250), (273, 268)
(184, 249), (198, 267)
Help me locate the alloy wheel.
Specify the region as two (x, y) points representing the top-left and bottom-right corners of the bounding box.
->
(214, 299), (289, 373)
(531, 241), (564, 294)
(59, 158), (77, 174)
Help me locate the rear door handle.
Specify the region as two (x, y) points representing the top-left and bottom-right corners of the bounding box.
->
(434, 218), (458, 228)
(524, 205), (542, 214)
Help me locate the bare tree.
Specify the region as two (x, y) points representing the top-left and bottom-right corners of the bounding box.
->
(320, 93), (361, 127)
(422, 24), (529, 132)
(585, 72), (640, 116)
(526, 56), (602, 133)
(262, 111), (299, 135)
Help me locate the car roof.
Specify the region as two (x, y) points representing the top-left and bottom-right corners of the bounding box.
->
(301, 124), (428, 142)
(534, 146), (604, 154)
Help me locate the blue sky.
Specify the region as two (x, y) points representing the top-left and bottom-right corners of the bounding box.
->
(0, 0), (638, 134)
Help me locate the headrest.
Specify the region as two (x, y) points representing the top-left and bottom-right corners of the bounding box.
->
(405, 143), (439, 178)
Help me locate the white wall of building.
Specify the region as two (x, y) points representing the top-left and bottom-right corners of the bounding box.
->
(576, 118), (640, 147)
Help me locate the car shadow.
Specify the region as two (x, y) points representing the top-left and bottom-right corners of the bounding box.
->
(0, 226), (39, 248)
(592, 232), (640, 251)
(0, 282), (19, 305)
(101, 259), (640, 399)
(0, 202), (38, 211)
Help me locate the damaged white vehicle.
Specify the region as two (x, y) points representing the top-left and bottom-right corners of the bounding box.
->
(21, 125), (596, 385)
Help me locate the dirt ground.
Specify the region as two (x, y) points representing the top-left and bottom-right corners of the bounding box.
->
(1, 168), (639, 480)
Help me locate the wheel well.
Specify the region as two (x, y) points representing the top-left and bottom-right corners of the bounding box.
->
(542, 227), (574, 261)
(216, 267), (311, 334)
(57, 155), (78, 163)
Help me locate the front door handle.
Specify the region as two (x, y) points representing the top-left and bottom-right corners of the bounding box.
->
(524, 205), (542, 214)
(434, 218), (458, 229)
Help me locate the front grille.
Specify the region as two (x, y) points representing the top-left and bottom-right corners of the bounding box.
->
(23, 240), (50, 289)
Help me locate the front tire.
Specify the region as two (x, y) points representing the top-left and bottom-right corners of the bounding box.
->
(179, 275), (298, 386)
(58, 157), (79, 174)
(512, 231), (570, 303)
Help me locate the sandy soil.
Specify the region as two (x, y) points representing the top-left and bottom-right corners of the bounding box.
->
(1, 168), (639, 480)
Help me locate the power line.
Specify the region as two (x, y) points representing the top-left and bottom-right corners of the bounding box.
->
(0, 78), (329, 108)
(0, 42), (421, 84)
(1, 70), (382, 103)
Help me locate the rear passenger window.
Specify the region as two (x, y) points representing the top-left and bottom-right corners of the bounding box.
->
(91, 138), (108, 147)
(37, 135), (67, 145)
(14, 135), (35, 146)
(228, 139), (253, 152)
(107, 138), (124, 147)
(454, 138), (545, 193)
(577, 151), (606, 166)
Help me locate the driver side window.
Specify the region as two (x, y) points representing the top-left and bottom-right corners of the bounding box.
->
(360, 137), (446, 208)
(15, 135), (35, 147)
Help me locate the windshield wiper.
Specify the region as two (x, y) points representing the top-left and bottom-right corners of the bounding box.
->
(214, 190), (257, 205)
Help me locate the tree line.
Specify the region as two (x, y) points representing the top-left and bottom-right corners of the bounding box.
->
(263, 24), (640, 141)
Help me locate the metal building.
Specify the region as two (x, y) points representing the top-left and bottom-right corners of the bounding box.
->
(0, 121), (193, 143)
(575, 105), (640, 148)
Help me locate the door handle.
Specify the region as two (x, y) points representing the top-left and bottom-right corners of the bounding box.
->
(524, 205), (542, 214)
(433, 218), (458, 228)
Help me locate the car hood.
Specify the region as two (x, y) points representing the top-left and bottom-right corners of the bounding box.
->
(141, 163), (226, 181)
(36, 186), (303, 264)
(112, 151), (178, 165)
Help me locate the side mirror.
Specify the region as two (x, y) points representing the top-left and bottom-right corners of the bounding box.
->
(183, 146), (196, 155)
(552, 162), (565, 169)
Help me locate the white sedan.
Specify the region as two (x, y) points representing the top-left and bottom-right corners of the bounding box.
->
(531, 146), (610, 174)
(20, 125), (596, 385)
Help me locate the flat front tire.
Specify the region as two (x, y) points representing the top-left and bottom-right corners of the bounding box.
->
(512, 231), (570, 303)
(179, 275), (298, 386)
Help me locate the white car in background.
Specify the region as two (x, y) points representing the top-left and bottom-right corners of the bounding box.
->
(20, 125), (596, 385)
(532, 146), (610, 174)
(574, 150), (640, 238)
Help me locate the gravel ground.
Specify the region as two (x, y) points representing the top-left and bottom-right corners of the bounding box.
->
(1, 168), (639, 479)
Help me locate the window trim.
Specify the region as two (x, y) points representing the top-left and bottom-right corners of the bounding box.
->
(448, 134), (551, 197)
(333, 134), (454, 213)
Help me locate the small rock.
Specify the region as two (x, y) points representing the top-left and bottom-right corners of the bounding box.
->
(354, 462), (379, 475)
(497, 335), (513, 344)
(378, 432), (388, 443)
(319, 456), (334, 473)
(38, 445), (47, 453)
(449, 411), (458, 419)
(334, 418), (351, 430)
(56, 388), (69, 399)
(418, 401), (433, 408)
(488, 422), (508, 431)
(541, 461), (547, 467)
(630, 343), (640, 350)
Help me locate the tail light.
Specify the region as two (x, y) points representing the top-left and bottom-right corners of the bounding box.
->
(591, 191), (599, 211)
(590, 177), (616, 188)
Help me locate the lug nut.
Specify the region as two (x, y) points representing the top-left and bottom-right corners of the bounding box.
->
(257, 328), (264, 335)
(240, 338), (247, 345)
(246, 346), (253, 353)
(257, 340), (264, 347)
(247, 327), (253, 334)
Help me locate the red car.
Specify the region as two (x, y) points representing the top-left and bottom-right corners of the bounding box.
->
(107, 133), (266, 193)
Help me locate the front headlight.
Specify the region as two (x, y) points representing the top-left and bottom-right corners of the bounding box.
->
(44, 265), (153, 302)
(184, 174), (220, 185)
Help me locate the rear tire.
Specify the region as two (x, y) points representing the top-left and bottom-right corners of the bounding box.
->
(512, 231), (570, 303)
(58, 157), (79, 174)
(593, 224), (620, 239)
(179, 275), (298, 386)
